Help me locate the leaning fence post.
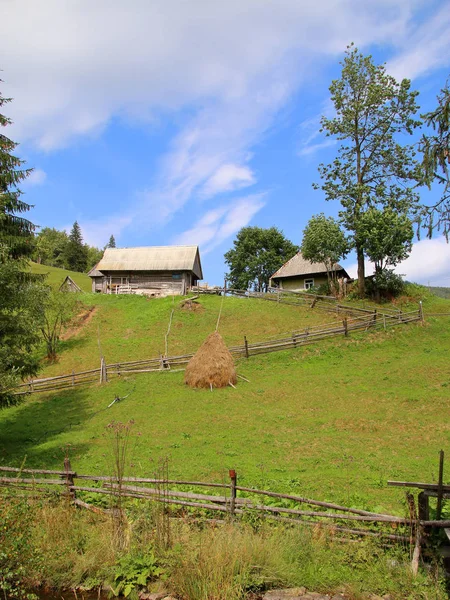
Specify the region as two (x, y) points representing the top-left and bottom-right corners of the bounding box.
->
(373, 309), (377, 325)
(229, 469), (237, 517)
(244, 336), (249, 359)
(72, 370), (75, 387)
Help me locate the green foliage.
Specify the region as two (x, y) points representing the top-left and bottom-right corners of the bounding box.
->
(0, 85), (35, 260)
(112, 552), (164, 597)
(300, 213), (349, 280)
(34, 226), (103, 272)
(39, 289), (78, 360)
(66, 221), (88, 272)
(315, 44), (421, 295)
(419, 81), (450, 238)
(107, 234), (116, 249)
(357, 207), (413, 273)
(29, 261), (92, 292)
(0, 496), (41, 599)
(365, 269), (405, 299)
(225, 226), (298, 292)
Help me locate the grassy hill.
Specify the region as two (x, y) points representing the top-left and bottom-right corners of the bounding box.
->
(1, 288), (449, 515)
(29, 261), (92, 292)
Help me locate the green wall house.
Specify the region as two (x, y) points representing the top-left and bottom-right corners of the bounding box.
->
(270, 251), (350, 292)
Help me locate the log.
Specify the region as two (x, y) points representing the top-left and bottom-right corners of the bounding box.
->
(0, 466), (76, 476)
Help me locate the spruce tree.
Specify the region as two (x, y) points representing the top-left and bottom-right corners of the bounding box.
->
(66, 221), (88, 272)
(107, 234), (116, 248)
(0, 86), (35, 259)
(0, 84), (47, 406)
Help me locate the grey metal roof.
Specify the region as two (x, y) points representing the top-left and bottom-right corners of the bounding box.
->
(94, 246), (203, 280)
(271, 251), (348, 279)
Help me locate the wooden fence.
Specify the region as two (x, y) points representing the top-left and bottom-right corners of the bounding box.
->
(14, 302), (422, 396)
(0, 463), (432, 543)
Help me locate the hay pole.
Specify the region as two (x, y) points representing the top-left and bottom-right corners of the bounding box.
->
(215, 293), (225, 332)
(164, 308), (174, 357)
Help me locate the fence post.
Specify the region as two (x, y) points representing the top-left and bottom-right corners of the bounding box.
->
(419, 301), (424, 324)
(229, 469), (237, 517)
(64, 457), (76, 501)
(244, 336), (249, 359)
(383, 314), (386, 331)
(343, 318), (348, 337)
(72, 370), (75, 387)
(373, 309), (377, 325)
(292, 333), (297, 347)
(436, 450), (445, 521)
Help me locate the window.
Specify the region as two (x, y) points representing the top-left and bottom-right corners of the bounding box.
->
(304, 278), (314, 290)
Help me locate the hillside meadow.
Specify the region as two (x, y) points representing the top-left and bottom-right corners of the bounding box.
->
(1, 281), (449, 516)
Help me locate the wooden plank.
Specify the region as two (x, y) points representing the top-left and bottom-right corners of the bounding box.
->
(0, 466), (75, 476)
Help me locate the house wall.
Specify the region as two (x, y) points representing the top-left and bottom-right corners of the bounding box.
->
(92, 270), (195, 296)
(275, 275), (328, 291)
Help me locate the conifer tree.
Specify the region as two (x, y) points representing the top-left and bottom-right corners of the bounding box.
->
(66, 221), (88, 272)
(0, 86), (35, 260)
(107, 234), (116, 248)
(0, 84), (46, 406)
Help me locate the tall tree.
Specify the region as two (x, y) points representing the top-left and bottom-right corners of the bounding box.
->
(66, 221), (88, 272)
(300, 214), (349, 290)
(419, 82), (450, 239)
(0, 86), (35, 259)
(34, 227), (69, 266)
(224, 226), (298, 292)
(0, 85), (47, 406)
(314, 45), (421, 296)
(106, 234), (116, 248)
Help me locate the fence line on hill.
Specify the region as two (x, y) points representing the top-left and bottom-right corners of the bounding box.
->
(13, 303), (422, 396)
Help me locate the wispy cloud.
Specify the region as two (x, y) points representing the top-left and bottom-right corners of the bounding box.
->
(174, 194), (266, 254)
(388, 3), (450, 80)
(200, 164), (256, 198)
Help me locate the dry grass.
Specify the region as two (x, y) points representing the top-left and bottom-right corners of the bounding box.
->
(185, 331), (237, 389)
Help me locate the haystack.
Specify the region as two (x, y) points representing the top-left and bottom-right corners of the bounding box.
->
(184, 331), (237, 389)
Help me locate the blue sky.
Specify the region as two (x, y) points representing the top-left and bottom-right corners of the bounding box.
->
(2, 0), (450, 285)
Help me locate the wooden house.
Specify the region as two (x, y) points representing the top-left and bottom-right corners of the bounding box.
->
(270, 251), (349, 291)
(88, 245), (203, 296)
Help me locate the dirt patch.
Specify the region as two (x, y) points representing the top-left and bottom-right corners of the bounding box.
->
(180, 300), (204, 312)
(61, 306), (98, 340)
(185, 331), (237, 389)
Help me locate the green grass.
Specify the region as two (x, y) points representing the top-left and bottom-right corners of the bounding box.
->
(28, 261), (92, 292)
(1, 289), (449, 515)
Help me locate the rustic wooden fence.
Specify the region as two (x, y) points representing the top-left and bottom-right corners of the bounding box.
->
(0, 463), (425, 543)
(1, 454), (449, 570)
(14, 302), (422, 396)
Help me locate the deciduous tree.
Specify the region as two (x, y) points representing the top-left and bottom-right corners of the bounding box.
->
(315, 45), (421, 296)
(301, 214), (349, 290)
(224, 227), (298, 292)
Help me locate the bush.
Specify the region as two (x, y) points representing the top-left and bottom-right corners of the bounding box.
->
(366, 269), (405, 300)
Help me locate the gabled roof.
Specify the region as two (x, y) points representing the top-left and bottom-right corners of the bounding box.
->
(271, 251), (349, 280)
(87, 263), (103, 277)
(93, 246), (203, 280)
(59, 275), (82, 292)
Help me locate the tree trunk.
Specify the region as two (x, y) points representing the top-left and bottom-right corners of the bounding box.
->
(356, 243), (365, 298)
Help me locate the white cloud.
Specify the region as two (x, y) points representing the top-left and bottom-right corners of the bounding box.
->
(174, 194), (266, 253)
(24, 168), (47, 186)
(345, 237), (450, 287)
(1, 0), (419, 151)
(2, 0), (448, 241)
(200, 164), (256, 198)
(388, 4), (450, 80)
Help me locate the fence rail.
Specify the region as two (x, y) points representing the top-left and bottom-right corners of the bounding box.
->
(14, 301), (422, 395)
(0, 463), (428, 543)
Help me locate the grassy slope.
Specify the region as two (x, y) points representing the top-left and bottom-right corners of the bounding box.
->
(29, 261), (92, 292)
(1, 291), (449, 515)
